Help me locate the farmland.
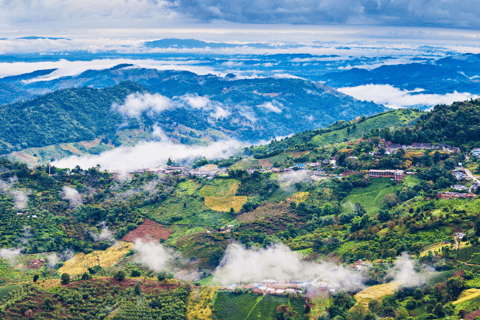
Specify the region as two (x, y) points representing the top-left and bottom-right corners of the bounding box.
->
(58, 242), (134, 276)
(187, 286), (218, 320)
(121, 219), (172, 243)
(212, 292), (306, 320)
(341, 178), (402, 214)
(353, 282), (400, 308)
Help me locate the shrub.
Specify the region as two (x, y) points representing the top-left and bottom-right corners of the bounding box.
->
(61, 273), (70, 285)
(114, 271), (125, 282)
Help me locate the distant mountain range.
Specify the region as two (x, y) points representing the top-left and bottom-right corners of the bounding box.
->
(0, 68), (385, 159)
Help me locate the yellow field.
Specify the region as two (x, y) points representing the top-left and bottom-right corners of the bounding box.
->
(37, 279), (61, 290)
(204, 196), (248, 212)
(199, 164), (219, 171)
(187, 287), (218, 320)
(354, 282), (400, 308)
(453, 289), (480, 305)
(285, 192), (309, 204)
(420, 241), (470, 257)
(58, 241), (134, 276)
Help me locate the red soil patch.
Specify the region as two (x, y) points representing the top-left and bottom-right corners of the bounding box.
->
(121, 219), (172, 243)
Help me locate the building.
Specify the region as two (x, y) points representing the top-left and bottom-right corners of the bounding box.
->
(437, 192), (476, 199)
(451, 184), (468, 191)
(368, 169), (405, 181)
(472, 148), (480, 158)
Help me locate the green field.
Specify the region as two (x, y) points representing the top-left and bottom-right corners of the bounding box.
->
(311, 109), (422, 146)
(341, 178), (402, 214)
(213, 292), (306, 320)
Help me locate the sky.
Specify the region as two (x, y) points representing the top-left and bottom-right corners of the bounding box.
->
(1, 0), (480, 45)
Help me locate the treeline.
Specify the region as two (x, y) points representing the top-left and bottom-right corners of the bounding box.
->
(372, 99), (480, 147)
(0, 81), (147, 153)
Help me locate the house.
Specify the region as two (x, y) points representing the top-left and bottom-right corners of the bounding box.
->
(451, 184), (468, 191)
(472, 148), (480, 158)
(452, 169), (469, 180)
(437, 192), (476, 199)
(295, 163), (306, 170)
(456, 232), (466, 239)
(368, 169), (405, 181)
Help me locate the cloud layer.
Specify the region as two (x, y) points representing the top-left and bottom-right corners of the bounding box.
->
(338, 84), (480, 109)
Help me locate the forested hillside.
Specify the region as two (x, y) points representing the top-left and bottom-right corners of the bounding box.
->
(0, 81), (147, 154)
(374, 99), (480, 148)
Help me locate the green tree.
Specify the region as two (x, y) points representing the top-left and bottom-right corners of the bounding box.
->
(114, 271), (126, 282)
(134, 282), (142, 295)
(61, 273), (70, 285)
(33, 274), (39, 283)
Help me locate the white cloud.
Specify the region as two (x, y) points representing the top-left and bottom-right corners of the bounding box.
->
(52, 138), (246, 171)
(258, 101), (283, 113)
(387, 252), (436, 288)
(61, 186), (82, 208)
(112, 92), (173, 118)
(338, 84), (480, 109)
(134, 239), (179, 273)
(0, 248), (22, 265)
(213, 243), (364, 289)
(181, 94), (210, 109)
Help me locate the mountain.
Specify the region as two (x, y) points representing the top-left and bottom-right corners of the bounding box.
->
(0, 69), (386, 157)
(322, 54), (480, 94)
(143, 38), (273, 49)
(0, 81), (147, 154)
(0, 83), (35, 105)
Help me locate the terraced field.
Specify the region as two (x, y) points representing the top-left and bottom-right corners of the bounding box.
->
(58, 241), (134, 276)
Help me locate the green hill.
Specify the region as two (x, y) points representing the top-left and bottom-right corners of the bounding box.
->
(0, 81), (147, 154)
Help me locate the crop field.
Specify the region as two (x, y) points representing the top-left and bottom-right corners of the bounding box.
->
(341, 178), (402, 214)
(284, 192), (309, 204)
(204, 196), (248, 212)
(37, 279), (61, 290)
(457, 245), (480, 263)
(177, 180), (201, 195)
(187, 286), (218, 320)
(212, 292), (305, 320)
(453, 289), (480, 305)
(58, 241), (134, 276)
(121, 218), (172, 243)
(454, 292), (480, 314)
(354, 282), (400, 308)
(236, 203), (290, 223)
(0, 253), (57, 285)
(199, 179), (240, 197)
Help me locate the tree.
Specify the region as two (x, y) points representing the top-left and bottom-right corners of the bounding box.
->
(61, 273), (70, 285)
(131, 269), (141, 277)
(433, 303), (445, 318)
(82, 272), (91, 280)
(382, 193), (398, 208)
(114, 271), (126, 282)
(134, 282), (142, 295)
(166, 158), (173, 166)
(42, 297), (55, 311)
(33, 274), (39, 283)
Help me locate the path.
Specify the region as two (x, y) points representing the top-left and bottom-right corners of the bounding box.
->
(462, 168), (479, 192)
(454, 236), (460, 250)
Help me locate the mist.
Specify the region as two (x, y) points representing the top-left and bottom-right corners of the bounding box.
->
(0, 248), (22, 265)
(212, 243), (364, 289)
(61, 186), (83, 208)
(134, 240), (180, 273)
(338, 84), (480, 109)
(0, 177), (31, 210)
(52, 139), (246, 171)
(387, 252), (437, 288)
(90, 223), (116, 243)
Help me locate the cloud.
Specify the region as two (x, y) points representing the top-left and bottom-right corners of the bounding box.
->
(90, 223), (116, 243)
(338, 84), (480, 109)
(112, 92), (173, 118)
(46, 253), (59, 268)
(213, 243), (364, 289)
(0, 248), (22, 265)
(387, 252), (436, 288)
(169, 0), (480, 29)
(61, 186), (82, 208)
(258, 101), (282, 113)
(0, 177), (31, 210)
(52, 138), (246, 171)
(134, 239), (180, 273)
(112, 92), (231, 120)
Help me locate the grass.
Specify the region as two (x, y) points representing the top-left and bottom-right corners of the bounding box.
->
(453, 289), (480, 305)
(0, 284), (21, 299)
(341, 178), (402, 214)
(58, 241), (134, 276)
(284, 192), (309, 204)
(354, 282), (400, 308)
(187, 286), (218, 320)
(310, 109), (422, 146)
(204, 196), (248, 213)
(212, 292), (305, 320)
